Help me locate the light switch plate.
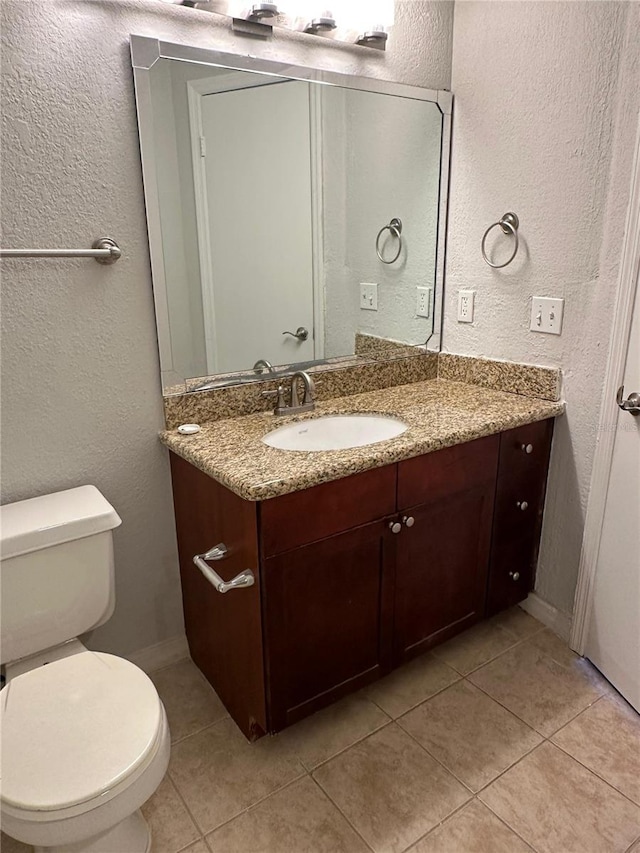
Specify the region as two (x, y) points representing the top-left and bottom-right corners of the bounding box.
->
(530, 296), (564, 335)
(360, 282), (378, 311)
(457, 290), (475, 323)
(416, 286), (432, 318)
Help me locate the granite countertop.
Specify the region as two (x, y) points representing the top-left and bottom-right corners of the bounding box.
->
(160, 378), (564, 502)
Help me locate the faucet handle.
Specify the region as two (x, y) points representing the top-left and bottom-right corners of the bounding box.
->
(261, 384), (288, 410)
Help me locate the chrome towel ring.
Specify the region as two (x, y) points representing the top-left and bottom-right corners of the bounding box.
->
(481, 212), (520, 268)
(376, 217), (403, 264)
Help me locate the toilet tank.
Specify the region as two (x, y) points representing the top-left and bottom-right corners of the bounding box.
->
(0, 486), (122, 665)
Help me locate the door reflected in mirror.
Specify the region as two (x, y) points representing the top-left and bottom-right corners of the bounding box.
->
(133, 39), (450, 393)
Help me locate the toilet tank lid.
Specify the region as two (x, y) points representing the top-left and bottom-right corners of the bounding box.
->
(0, 486), (122, 560)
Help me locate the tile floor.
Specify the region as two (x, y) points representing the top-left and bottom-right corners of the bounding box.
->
(2, 607), (639, 853)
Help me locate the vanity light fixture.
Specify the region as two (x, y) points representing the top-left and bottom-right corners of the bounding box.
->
(304, 13), (337, 34)
(155, 0), (392, 50)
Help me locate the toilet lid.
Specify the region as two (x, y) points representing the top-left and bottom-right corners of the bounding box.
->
(0, 651), (162, 812)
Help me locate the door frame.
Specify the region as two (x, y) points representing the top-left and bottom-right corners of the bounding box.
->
(187, 74), (325, 373)
(570, 117), (640, 654)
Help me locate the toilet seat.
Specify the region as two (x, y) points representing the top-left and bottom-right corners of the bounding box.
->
(1, 651), (163, 814)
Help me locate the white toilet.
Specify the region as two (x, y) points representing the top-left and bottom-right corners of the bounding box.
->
(0, 486), (171, 853)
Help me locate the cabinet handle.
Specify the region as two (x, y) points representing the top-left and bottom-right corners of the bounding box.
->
(389, 521), (402, 534)
(193, 545), (255, 593)
(516, 501), (529, 511)
(402, 516), (415, 528)
(521, 443), (534, 454)
(509, 571), (521, 581)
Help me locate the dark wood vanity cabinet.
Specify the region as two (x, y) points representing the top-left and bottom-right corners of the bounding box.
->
(169, 419), (553, 740)
(393, 435), (500, 664)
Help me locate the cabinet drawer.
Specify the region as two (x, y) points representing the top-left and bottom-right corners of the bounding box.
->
(486, 419), (554, 614)
(260, 464), (397, 557)
(397, 434), (500, 509)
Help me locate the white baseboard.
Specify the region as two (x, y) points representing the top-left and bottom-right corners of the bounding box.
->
(126, 634), (189, 674)
(520, 593), (573, 641)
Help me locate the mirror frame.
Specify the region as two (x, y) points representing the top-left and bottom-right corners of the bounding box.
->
(130, 35), (452, 394)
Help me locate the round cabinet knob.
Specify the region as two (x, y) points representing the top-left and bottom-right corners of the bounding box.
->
(509, 571), (521, 581)
(402, 516), (415, 528)
(516, 500), (529, 511)
(389, 521), (402, 534)
(521, 443), (534, 454)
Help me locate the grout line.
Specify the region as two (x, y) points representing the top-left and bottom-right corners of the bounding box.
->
(477, 797), (539, 852)
(549, 737), (640, 810)
(401, 798), (474, 852)
(474, 739), (544, 796)
(308, 773), (377, 853)
(196, 770), (310, 840)
(166, 770), (209, 841)
(364, 671), (463, 722)
(625, 828), (640, 853)
(170, 714), (230, 747)
(301, 716), (393, 773)
(395, 718), (476, 795)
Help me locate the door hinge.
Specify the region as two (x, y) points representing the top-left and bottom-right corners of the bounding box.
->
(199, 136), (206, 158)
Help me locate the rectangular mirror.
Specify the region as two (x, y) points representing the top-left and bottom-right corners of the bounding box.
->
(131, 37), (451, 394)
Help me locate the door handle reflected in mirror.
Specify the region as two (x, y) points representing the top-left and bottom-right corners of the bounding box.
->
(282, 327), (309, 341)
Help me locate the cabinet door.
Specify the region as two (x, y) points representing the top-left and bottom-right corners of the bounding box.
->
(486, 419), (554, 614)
(394, 437), (499, 664)
(263, 520), (394, 731)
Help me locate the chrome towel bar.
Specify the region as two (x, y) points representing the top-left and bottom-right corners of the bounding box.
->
(0, 237), (122, 264)
(192, 542), (256, 593)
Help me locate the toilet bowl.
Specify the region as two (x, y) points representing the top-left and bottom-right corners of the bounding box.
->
(0, 487), (171, 852)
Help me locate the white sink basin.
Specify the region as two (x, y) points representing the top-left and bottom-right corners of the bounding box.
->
(262, 413), (408, 452)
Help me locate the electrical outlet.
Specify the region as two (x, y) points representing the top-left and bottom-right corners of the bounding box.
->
(416, 286), (432, 318)
(360, 282), (378, 311)
(457, 290), (475, 323)
(530, 296), (564, 335)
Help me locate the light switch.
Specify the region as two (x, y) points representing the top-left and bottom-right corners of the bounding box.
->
(360, 282), (378, 311)
(530, 296), (564, 335)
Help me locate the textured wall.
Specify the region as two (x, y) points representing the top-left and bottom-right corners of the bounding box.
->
(0, 0), (453, 656)
(445, 1), (640, 615)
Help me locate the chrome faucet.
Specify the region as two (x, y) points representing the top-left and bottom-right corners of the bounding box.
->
(290, 370), (316, 413)
(261, 370), (316, 416)
(253, 359), (275, 375)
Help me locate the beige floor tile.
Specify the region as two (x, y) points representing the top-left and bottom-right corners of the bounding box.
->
(169, 717), (304, 834)
(399, 680), (542, 791)
(493, 606), (543, 640)
(411, 799), (534, 853)
(627, 837), (640, 853)
(206, 776), (369, 852)
(431, 620), (519, 675)
(480, 742), (640, 853)
(181, 842), (210, 853)
(281, 693), (390, 769)
(313, 722), (470, 853)
(365, 652), (459, 718)
(468, 637), (605, 736)
(151, 659), (228, 743)
(552, 694), (640, 804)
(144, 775), (200, 853)
(0, 832), (32, 853)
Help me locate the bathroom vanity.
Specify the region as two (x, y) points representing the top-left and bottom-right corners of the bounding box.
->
(166, 396), (555, 741)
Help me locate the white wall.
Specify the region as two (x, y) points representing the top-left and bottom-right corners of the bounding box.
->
(0, 0), (453, 657)
(445, 1), (640, 615)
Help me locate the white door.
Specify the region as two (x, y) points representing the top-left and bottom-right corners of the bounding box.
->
(201, 81), (315, 374)
(584, 273), (640, 710)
